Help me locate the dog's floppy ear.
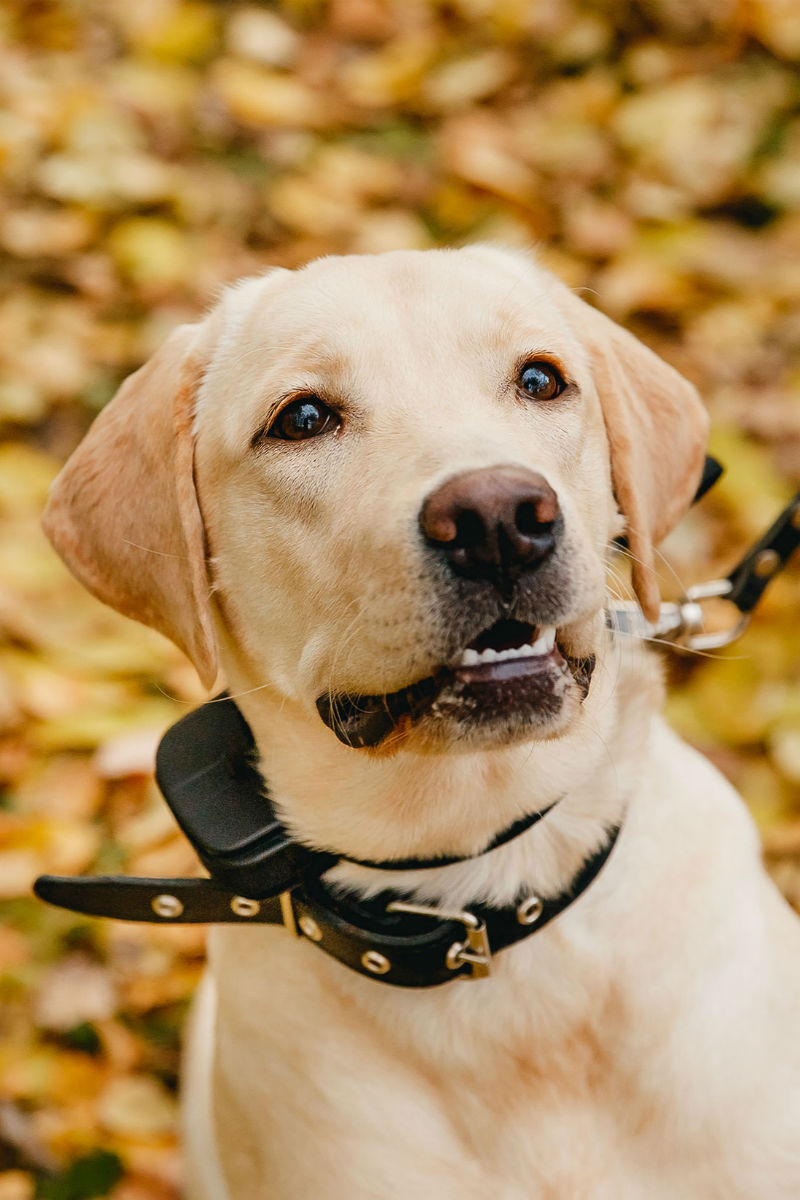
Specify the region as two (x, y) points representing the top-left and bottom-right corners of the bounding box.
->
(561, 294), (709, 622)
(42, 322), (219, 688)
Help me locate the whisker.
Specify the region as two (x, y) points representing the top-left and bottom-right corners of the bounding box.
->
(608, 625), (749, 661)
(122, 539), (189, 560)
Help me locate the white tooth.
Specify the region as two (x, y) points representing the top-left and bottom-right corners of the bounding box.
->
(458, 635), (555, 668)
(530, 626), (556, 655)
(495, 644), (534, 662)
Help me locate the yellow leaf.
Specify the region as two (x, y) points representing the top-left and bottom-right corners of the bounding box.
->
(213, 60), (328, 129)
(107, 219), (190, 291)
(132, 3), (219, 64)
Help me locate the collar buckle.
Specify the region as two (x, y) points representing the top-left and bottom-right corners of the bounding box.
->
(386, 899), (492, 979)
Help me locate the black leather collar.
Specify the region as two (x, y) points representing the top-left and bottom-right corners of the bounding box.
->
(35, 823), (622, 987)
(34, 696), (623, 988)
(292, 825), (622, 985)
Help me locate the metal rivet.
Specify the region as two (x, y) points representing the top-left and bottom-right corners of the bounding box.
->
(361, 950), (391, 975)
(516, 895), (543, 925)
(754, 548), (779, 578)
(298, 913), (323, 942)
(151, 893), (184, 919)
(230, 896), (260, 917)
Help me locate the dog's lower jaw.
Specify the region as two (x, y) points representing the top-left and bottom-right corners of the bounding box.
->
(397, 682), (584, 755)
(220, 634), (625, 879)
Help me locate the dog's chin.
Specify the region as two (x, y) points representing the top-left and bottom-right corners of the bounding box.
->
(316, 621), (597, 752)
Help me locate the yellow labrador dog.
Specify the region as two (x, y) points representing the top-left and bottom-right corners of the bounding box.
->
(43, 247), (800, 1199)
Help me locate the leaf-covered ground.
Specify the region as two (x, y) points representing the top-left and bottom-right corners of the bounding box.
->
(1, 1), (800, 1196)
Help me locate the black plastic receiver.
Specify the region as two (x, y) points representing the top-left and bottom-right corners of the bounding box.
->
(154, 695), (334, 899)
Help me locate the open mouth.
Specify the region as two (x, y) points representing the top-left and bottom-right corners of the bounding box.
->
(317, 618), (595, 749)
(451, 618), (558, 678)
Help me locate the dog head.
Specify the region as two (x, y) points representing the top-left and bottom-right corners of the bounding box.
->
(43, 247), (707, 754)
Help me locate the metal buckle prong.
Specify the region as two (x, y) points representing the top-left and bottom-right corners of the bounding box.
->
(386, 899), (492, 979)
(279, 890), (298, 936)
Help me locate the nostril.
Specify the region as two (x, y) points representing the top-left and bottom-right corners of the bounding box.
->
(515, 501), (551, 536)
(454, 509), (485, 548)
(420, 467), (561, 585)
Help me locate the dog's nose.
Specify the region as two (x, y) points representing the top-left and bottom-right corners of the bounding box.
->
(420, 466), (561, 586)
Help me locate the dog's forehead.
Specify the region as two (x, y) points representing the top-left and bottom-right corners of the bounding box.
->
(221, 249), (580, 369)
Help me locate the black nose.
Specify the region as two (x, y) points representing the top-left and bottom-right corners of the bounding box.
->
(420, 466), (561, 588)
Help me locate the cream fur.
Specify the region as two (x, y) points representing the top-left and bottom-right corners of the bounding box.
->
(42, 247), (800, 1199)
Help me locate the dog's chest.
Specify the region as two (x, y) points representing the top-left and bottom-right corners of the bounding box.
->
(210, 984), (757, 1200)
(208, 930), (697, 1200)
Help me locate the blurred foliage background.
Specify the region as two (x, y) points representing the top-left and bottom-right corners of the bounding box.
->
(1, 0), (800, 1196)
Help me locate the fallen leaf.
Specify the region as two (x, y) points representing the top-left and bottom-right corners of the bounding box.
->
(97, 1077), (177, 1140)
(35, 957), (117, 1033)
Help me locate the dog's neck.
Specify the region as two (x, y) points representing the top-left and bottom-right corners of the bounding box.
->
(225, 637), (662, 910)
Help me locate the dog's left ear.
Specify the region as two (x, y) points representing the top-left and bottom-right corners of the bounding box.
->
(42, 321), (219, 688)
(560, 292), (709, 622)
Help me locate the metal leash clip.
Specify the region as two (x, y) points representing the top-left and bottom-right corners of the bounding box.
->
(609, 490), (800, 653)
(609, 580), (749, 651)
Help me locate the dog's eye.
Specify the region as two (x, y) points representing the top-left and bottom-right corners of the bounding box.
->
(518, 361), (566, 401)
(268, 396), (340, 442)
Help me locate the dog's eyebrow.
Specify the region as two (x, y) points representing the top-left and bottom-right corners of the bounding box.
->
(509, 350), (575, 385)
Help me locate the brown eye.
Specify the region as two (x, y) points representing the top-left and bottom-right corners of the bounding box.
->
(268, 396), (340, 441)
(518, 361), (566, 401)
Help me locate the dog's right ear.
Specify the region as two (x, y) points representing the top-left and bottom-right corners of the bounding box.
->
(42, 322), (219, 689)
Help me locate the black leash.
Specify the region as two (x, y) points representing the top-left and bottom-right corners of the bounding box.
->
(726, 490), (800, 615)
